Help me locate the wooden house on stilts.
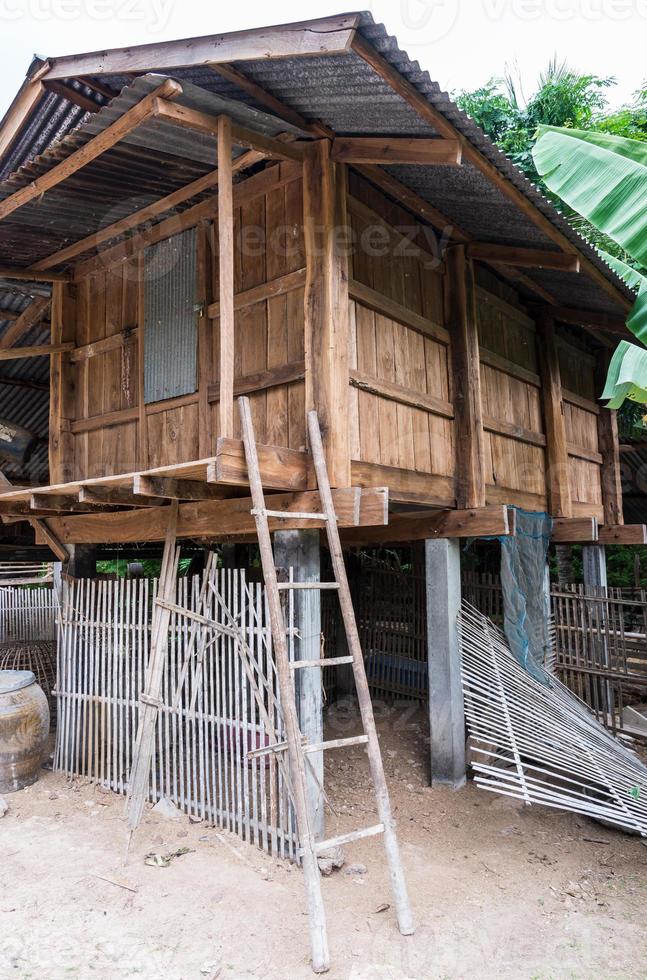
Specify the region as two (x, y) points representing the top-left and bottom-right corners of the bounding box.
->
(0, 14), (644, 963)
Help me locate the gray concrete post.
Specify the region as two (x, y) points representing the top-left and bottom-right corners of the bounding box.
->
(274, 529), (324, 839)
(426, 538), (466, 788)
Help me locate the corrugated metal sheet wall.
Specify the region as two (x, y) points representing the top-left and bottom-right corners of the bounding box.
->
(143, 227), (197, 404)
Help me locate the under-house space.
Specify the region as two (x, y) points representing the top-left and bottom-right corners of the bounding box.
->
(0, 12), (646, 977)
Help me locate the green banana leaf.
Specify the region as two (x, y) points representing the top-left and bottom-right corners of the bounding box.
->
(601, 340), (647, 408)
(598, 250), (647, 345)
(532, 126), (647, 267)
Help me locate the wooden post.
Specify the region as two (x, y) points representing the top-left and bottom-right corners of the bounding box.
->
(303, 140), (350, 488)
(198, 219), (216, 457)
(444, 245), (485, 509)
(218, 114), (235, 440)
(49, 282), (76, 484)
(66, 544), (96, 578)
(536, 311), (572, 518)
(596, 353), (623, 526)
(274, 529), (324, 840)
(425, 538), (466, 788)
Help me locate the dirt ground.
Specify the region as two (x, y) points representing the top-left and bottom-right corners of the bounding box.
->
(2, 703), (646, 980)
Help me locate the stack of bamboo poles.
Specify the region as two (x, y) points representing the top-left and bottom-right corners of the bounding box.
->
(459, 602), (647, 837)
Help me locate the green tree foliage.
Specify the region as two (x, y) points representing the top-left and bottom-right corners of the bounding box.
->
(455, 66), (647, 257)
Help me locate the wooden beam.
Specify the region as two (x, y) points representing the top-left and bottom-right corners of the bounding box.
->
(598, 524), (647, 545)
(348, 279), (449, 345)
(467, 243), (580, 273)
(0, 72), (45, 159)
(208, 360), (306, 403)
(352, 164), (470, 242)
(151, 101), (304, 161)
(208, 62), (324, 134)
(551, 516), (598, 543)
(303, 140), (350, 487)
(540, 304), (628, 335)
(0, 267), (69, 282)
(351, 460), (455, 508)
(0, 78), (182, 223)
(133, 474), (229, 501)
(0, 375), (48, 392)
(341, 505), (510, 546)
(42, 79), (101, 113)
(536, 310), (572, 518)
(207, 268), (306, 319)
(78, 485), (158, 508)
(45, 14), (360, 79)
(32, 486), (387, 545)
(445, 245), (485, 509)
(29, 493), (106, 513)
(331, 137), (461, 165)
(212, 438), (310, 491)
(0, 343), (74, 361)
(349, 370), (454, 420)
(217, 113), (235, 440)
(351, 33), (629, 312)
(0, 296), (51, 350)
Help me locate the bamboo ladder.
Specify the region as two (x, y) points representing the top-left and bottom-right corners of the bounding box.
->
(239, 396), (414, 974)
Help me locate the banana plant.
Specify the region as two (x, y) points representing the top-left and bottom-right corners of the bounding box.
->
(532, 125), (647, 406)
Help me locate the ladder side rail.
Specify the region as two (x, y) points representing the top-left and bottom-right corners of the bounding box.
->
(306, 409), (415, 937)
(239, 396), (330, 974)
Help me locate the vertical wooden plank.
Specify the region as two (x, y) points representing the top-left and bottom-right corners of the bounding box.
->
(444, 245), (485, 508)
(218, 114), (235, 439)
(536, 313), (572, 518)
(303, 141), (350, 487)
(596, 352), (623, 526)
(198, 220), (216, 457)
(49, 282), (76, 483)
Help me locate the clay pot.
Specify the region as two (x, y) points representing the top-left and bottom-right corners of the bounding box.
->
(0, 670), (49, 793)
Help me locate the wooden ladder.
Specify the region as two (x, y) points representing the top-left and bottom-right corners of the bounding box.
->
(239, 396), (414, 974)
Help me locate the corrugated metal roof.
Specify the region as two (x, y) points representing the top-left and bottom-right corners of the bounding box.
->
(0, 73), (307, 270)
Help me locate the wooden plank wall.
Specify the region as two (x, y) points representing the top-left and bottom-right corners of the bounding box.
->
(64, 162), (305, 481)
(346, 172), (454, 505)
(558, 337), (604, 520)
(476, 285), (548, 511)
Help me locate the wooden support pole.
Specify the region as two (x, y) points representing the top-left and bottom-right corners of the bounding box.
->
(217, 114), (235, 441)
(49, 283), (75, 485)
(536, 311), (572, 518)
(303, 141), (350, 487)
(274, 529), (324, 840)
(426, 538), (465, 788)
(445, 245), (485, 509)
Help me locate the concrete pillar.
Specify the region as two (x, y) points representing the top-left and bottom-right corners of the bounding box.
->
(582, 544), (608, 590)
(66, 544), (96, 579)
(426, 538), (465, 789)
(274, 529), (324, 838)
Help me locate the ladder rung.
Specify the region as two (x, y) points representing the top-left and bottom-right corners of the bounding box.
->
(253, 507), (328, 521)
(291, 655), (354, 670)
(277, 582), (339, 591)
(303, 735), (368, 754)
(314, 823), (385, 853)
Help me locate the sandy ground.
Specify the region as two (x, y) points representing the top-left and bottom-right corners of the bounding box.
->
(1, 703), (646, 980)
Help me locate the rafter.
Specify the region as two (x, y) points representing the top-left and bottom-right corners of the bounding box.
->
(0, 296), (50, 349)
(466, 243), (580, 272)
